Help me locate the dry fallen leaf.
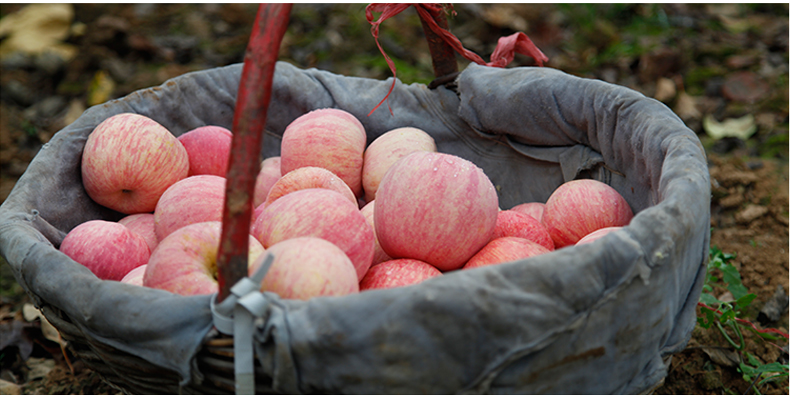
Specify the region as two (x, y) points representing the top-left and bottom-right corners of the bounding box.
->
(0, 4), (77, 61)
(22, 303), (63, 346)
(87, 70), (117, 107)
(654, 77), (677, 103)
(674, 92), (701, 121)
(703, 114), (757, 140)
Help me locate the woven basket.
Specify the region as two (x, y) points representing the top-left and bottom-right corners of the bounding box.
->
(1, 59), (710, 394)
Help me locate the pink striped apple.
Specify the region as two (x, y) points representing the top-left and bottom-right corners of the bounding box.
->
(359, 200), (392, 266)
(118, 213), (158, 253)
(463, 236), (550, 270)
(177, 125), (232, 177)
(575, 226), (623, 246)
(253, 156), (282, 208)
(153, 175), (225, 241)
(511, 202), (545, 223)
(120, 264), (147, 287)
(493, 210), (554, 251)
(81, 113), (189, 214)
(262, 166), (356, 209)
(375, 151), (499, 271)
(280, 108), (366, 197)
(542, 179), (633, 248)
(144, 221), (265, 296)
(252, 237), (359, 300)
(251, 188), (374, 279)
(362, 127), (437, 202)
(359, 258), (441, 291)
(60, 220), (149, 281)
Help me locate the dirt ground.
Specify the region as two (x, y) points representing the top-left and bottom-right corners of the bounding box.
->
(1, 4), (788, 394)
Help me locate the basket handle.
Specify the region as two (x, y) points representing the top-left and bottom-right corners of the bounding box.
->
(217, 3), (292, 303)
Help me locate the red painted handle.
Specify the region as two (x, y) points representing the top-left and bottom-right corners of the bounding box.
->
(216, 3), (292, 302)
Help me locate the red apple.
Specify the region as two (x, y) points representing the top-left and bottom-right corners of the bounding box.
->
(511, 202), (545, 223)
(463, 236), (550, 270)
(144, 221), (265, 296)
(120, 264), (147, 286)
(359, 258), (441, 291)
(362, 127), (437, 202)
(154, 175), (225, 241)
(280, 108), (366, 197)
(177, 125), (232, 177)
(251, 188), (374, 280)
(262, 166), (356, 209)
(81, 113), (189, 214)
(359, 200), (392, 266)
(575, 226), (623, 246)
(60, 220), (150, 281)
(252, 237), (359, 300)
(542, 179), (634, 248)
(118, 213), (158, 253)
(493, 210), (554, 251)
(375, 151), (499, 271)
(253, 156), (282, 208)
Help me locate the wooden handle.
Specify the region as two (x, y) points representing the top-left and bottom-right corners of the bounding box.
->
(216, 3), (292, 302)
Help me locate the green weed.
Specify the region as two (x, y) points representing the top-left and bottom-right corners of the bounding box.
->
(697, 246), (789, 394)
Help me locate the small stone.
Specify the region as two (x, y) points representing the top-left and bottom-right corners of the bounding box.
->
(1, 80), (35, 106)
(758, 285), (789, 324)
(654, 77), (677, 102)
(721, 71), (770, 103)
(0, 379), (22, 395)
(34, 50), (67, 74)
(735, 205), (769, 224)
(718, 194), (744, 208)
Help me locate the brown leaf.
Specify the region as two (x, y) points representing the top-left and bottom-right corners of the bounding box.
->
(702, 347), (740, 367)
(0, 320), (35, 360)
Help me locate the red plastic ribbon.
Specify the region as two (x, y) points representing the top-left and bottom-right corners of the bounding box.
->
(366, 3), (549, 115)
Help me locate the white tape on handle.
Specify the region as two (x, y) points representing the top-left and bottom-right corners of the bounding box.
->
(210, 253), (275, 395)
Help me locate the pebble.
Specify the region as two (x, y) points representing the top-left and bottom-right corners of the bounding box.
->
(0, 379), (22, 395)
(721, 71), (770, 103)
(33, 51), (67, 75)
(758, 285), (789, 324)
(1, 80), (35, 106)
(735, 204), (769, 224)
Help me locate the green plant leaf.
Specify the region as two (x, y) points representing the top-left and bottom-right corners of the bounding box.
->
(699, 292), (721, 306)
(735, 293), (757, 309)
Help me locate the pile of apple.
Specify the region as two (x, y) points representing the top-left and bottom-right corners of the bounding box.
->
(61, 109), (634, 301)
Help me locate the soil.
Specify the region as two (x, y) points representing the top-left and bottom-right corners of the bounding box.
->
(0, 4), (787, 394)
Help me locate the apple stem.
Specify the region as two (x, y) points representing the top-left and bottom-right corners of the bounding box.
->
(216, 3), (292, 303)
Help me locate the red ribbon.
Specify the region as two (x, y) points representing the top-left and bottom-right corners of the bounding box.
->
(366, 3), (549, 115)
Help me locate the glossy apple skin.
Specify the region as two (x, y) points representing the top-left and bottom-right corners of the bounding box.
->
(251, 188), (374, 280)
(60, 220), (150, 281)
(575, 226), (623, 246)
(510, 202), (545, 223)
(462, 237), (550, 270)
(144, 221), (265, 296)
(280, 108), (366, 197)
(493, 210), (554, 251)
(81, 113), (189, 214)
(542, 179), (634, 248)
(359, 200), (391, 266)
(375, 151), (499, 271)
(262, 166), (356, 209)
(359, 258), (442, 291)
(362, 127), (437, 202)
(118, 213), (158, 253)
(153, 175), (225, 241)
(252, 237), (359, 300)
(177, 125), (233, 177)
(253, 156), (282, 208)
(120, 264), (147, 286)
